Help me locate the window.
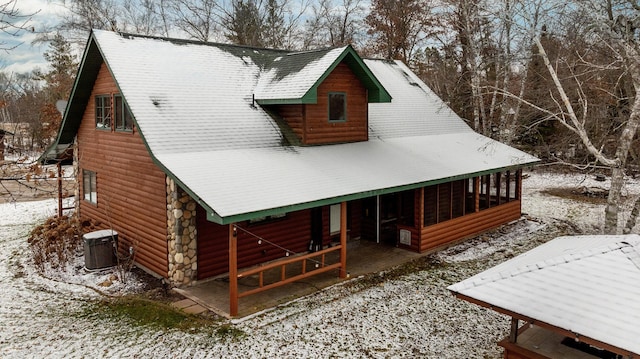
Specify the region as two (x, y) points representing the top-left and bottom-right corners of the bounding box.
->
(329, 204), (341, 235)
(114, 95), (133, 131)
(328, 92), (346, 122)
(95, 95), (111, 129)
(83, 170), (97, 204)
(249, 213), (286, 224)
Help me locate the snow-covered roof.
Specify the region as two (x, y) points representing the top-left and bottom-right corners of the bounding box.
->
(253, 47), (346, 102)
(53, 30), (538, 223)
(448, 234), (640, 356)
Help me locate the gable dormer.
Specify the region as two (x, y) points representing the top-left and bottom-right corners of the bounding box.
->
(254, 46), (391, 146)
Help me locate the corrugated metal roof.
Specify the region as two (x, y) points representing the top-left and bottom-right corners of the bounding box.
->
(448, 235), (640, 355)
(57, 30), (538, 223)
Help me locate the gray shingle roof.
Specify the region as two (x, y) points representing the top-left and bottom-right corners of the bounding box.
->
(51, 30), (538, 223)
(448, 235), (640, 356)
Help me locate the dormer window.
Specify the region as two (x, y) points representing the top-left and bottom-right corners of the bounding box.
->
(328, 92), (346, 122)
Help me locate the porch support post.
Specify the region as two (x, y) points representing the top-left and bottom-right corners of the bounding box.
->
(417, 187), (425, 230)
(57, 162), (63, 217)
(339, 201), (347, 278)
(509, 317), (519, 343)
(229, 224), (238, 317)
(376, 195), (380, 243)
(516, 169), (522, 199)
(474, 177), (480, 212)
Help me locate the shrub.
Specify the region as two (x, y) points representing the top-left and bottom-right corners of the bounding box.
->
(27, 215), (99, 273)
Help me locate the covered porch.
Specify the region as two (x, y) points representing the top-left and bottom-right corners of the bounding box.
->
(176, 237), (425, 318)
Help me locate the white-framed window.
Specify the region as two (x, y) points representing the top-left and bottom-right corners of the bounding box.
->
(83, 169), (97, 204)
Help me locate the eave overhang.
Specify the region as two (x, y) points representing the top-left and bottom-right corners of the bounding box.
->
(205, 162), (535, 225)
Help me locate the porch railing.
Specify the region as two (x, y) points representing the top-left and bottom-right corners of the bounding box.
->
(236, 245), (343, 299)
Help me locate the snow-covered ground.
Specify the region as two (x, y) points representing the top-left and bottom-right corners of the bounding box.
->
(1, 170), (637, 358)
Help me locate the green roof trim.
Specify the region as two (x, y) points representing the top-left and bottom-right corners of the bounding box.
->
(310, 45), (391, 103)
(207, 163), (535, 225)
(305, 46), (392, 104)
(255, 46), (392, 106)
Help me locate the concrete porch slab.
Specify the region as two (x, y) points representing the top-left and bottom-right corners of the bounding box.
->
(175, 240), (424, 318)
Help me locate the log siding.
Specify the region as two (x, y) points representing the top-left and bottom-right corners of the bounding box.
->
(77, 62), (168, 277)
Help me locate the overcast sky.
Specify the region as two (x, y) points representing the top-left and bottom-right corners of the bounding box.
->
(0, 0), (68, 74)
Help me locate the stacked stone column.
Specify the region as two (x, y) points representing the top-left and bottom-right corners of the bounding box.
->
(166, 177), (197, 286)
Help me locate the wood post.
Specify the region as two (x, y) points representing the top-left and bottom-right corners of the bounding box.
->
(57, 162), (63, 217)
(509, 317), (519, 343)
(339, 201), (347, 278)
(516, 169), (522, 200)
(474, 177), (480, 212)
(229, 224), (238, 317)
(417, 187), (424, 230)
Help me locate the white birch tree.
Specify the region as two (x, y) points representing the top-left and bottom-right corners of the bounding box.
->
(515, 0), (640, 233)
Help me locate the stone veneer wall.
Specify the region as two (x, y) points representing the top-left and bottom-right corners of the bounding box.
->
(166, 177), (197, 285)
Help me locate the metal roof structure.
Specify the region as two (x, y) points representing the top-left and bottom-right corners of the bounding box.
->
(448, 235), (640, 356)
(48, 30), (539, 224)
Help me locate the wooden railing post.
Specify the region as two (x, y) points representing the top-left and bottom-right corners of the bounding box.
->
(229, 224), (238, 316)
(339, 201), (347, 278)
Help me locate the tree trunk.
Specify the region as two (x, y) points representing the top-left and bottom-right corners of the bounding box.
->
(623, 195), (640, 234)
(604, 44), (640, 234)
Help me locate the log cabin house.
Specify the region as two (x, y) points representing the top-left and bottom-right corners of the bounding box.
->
(44, 30), (538, 316)
(448, 235), (640, 358)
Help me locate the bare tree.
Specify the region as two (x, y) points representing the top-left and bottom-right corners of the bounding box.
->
(510, 1), (640, 234)
(302, 0), (364, 49)
(365, 0), (436, 64)
(120, 0), (166, 36)
(168, 0), (221, 42)
(58, 0), (122, 43)
(0, 0), (39, 51)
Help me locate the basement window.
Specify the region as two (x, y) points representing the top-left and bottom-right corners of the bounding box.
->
(328, 92), (346, 122)
(83, 170), (97, 204)
(95, 95), (111, 130)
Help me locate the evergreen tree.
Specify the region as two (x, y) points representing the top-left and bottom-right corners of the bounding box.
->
(262, 0), (286, 48)
(224, 0), (264, 47)
(34, 33), (78, 145)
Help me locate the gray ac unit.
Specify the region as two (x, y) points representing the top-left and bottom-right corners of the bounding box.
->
(83, 229), (117, 270)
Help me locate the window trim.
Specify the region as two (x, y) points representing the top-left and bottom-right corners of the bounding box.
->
(83, 169), (97, 205)
(113, 94), (134, 132)
(328, 92), (347, 123)
(95, 95), (111, 130)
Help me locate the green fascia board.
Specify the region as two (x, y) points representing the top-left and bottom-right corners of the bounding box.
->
(257, 46), (392, 106)
(208, 162), (538, 225)
(41, 32), (104, 166)
(255, 97), (315, 105)
(303, 45), (391, 104)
